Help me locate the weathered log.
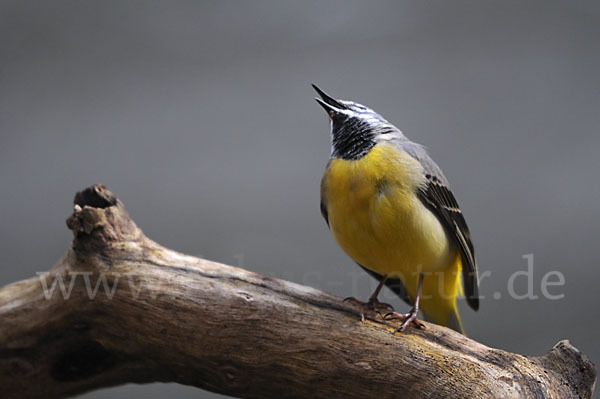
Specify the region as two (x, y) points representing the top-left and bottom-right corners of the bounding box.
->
(0, 184), (596, 398)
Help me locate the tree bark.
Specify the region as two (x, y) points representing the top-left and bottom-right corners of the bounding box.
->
(0, 184), (596, 399)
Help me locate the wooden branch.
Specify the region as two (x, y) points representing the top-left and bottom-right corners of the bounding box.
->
(0, 184), (596, 399)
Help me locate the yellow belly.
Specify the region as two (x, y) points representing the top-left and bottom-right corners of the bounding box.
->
(322, 143), (453, 280)
(322, 143), (466, 330)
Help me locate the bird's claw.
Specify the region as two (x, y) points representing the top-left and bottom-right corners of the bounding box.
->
(384, 309), (426, 332)
(344, 296), (394, 321)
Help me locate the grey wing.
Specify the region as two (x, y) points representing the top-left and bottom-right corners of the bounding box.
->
(403, 142), (480, 311)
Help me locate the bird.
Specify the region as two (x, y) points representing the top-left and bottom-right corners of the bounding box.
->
(314, 84), (479, 334)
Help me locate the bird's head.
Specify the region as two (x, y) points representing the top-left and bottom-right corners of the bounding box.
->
(312, 84), (401, 160)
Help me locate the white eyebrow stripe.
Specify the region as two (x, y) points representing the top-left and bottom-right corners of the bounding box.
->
(336, 100), (392, 125)
(341, 109), (379, 120)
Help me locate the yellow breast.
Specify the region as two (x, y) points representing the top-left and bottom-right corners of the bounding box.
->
(321, 143), (452, 279)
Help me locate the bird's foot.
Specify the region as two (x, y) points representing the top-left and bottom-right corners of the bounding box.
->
(384, 308), (426, 332)
(343, 296), (394, 322)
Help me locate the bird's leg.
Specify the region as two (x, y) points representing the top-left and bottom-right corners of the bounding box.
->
(384, 273), (426, 331)
(344, 275), (394, 321)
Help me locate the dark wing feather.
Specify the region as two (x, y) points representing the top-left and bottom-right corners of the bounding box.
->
(320, 162), (330, 228)
(417, 175), (480, 310)
(320, 199), (329, 228)
(401, 141), (479, 310)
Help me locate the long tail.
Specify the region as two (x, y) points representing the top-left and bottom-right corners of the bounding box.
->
(419, 253), (466, 335)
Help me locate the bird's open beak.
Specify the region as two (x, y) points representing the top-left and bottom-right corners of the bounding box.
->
(312, 84), (345, 117)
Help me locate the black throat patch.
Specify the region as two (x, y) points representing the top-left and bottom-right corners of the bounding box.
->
(331, 117), (376, 160)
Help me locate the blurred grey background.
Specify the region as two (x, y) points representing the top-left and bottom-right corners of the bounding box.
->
(1, 1), (599, 398)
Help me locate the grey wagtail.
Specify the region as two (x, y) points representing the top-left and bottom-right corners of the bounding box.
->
(314, 84), (479, 334)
